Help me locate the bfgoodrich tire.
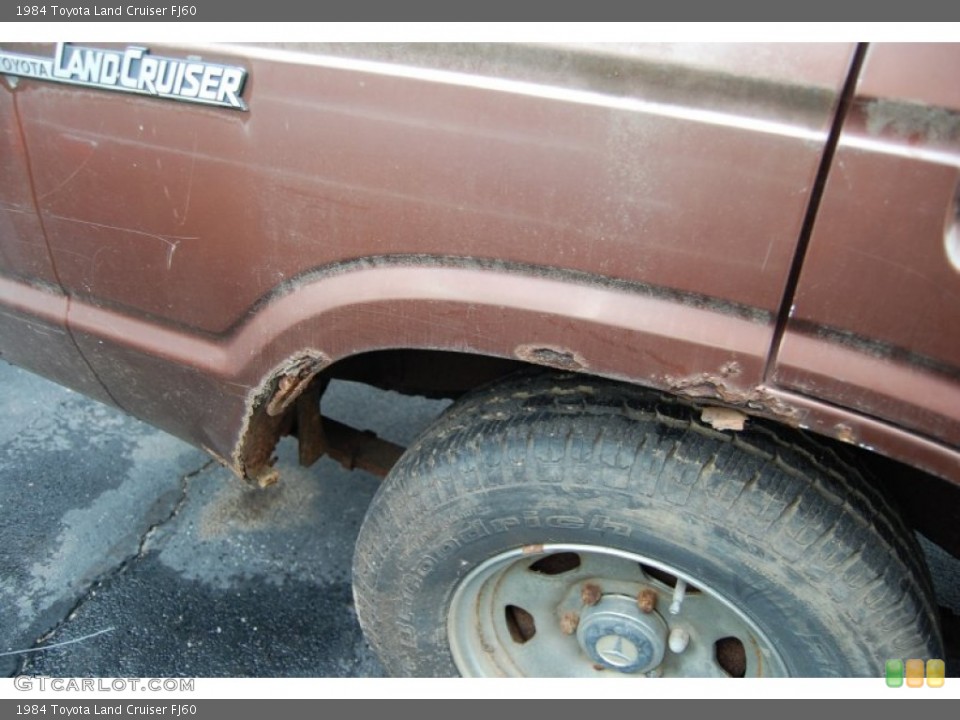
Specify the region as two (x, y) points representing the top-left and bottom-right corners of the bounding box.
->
(352, 371), (943, 677)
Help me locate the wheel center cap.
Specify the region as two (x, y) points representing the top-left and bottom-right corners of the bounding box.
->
(576, 594), (667, 673)
(595, 633), (640, 668)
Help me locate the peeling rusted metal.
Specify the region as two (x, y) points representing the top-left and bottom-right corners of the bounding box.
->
(235, 350), (404, 487)
(700, 406), (748, 431)
(266, 354), (331, 417)
(666, 372), (802, 424)
(835, 423), (855, 444)
(234, 351), (332, 486)
(239, 364), (405, 485)
(236, 399), (289, 488)
(515, 344), (587, 371)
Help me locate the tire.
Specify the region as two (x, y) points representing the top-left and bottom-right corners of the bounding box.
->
(352, 370), (943, 677)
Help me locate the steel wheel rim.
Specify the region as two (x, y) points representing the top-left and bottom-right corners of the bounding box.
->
(447, 543), (789, 677)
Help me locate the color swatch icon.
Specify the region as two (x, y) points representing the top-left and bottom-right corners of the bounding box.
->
(886, 658), (945, 687)
(906, 659), (925, 687)
(927, 659), (945, 688)
(885, 659), (904, 687)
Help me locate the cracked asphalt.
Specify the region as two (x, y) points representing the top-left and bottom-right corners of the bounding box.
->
(0, 360), (448, 677)
(2, 359), (959, 678)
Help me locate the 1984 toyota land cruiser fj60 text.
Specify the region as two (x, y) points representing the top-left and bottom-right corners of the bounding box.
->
(1, 41), (958, 678)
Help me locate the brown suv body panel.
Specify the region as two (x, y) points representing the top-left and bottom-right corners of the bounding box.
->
(774, 43), (960, 453)
(0, 86), (116, 404)
(2, 42), (958, 488)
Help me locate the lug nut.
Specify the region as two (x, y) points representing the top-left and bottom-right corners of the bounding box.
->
(668, 627), (691, 654)
(581, 582), (602, 606)
(559, 611), (580, 635)
(637, 588), (657, 613)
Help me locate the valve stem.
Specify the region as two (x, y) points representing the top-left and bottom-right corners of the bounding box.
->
(669, 578), (687, 615)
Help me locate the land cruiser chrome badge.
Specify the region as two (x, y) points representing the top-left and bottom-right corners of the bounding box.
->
(0, 43), (248, 110)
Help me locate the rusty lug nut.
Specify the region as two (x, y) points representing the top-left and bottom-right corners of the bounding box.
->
(559, 611), (580, 635)
(637, 588), (657, 614)
(580, 582), (602, 607)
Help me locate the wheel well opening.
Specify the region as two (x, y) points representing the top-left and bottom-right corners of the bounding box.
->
(234, 348), (960, 564)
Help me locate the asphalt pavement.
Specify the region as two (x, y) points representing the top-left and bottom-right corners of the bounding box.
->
(0, 360), (448, 678)
(1, 359), (959, 678)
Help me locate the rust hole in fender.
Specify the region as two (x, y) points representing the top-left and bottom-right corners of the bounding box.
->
(505, 605), (537, 644)
(237, 351), (405, 487)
